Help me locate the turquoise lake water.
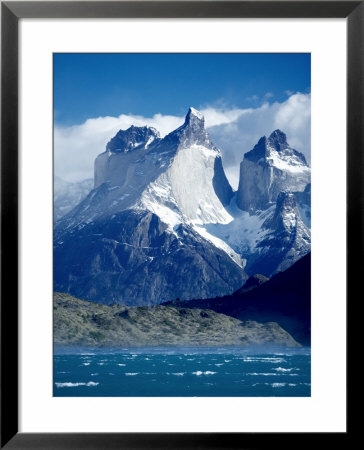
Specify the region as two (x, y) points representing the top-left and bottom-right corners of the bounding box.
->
(54, 347), (311, 397)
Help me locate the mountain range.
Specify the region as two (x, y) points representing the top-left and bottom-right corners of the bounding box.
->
(54, 107), (311, 307)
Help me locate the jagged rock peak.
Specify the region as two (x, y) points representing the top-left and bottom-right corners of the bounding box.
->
(179, 107), (206, 136)
(165, 107), (215, 151)
(244, 136), (268, 162)
(106, 125), (160, 153)
(244, 129), (307, 165)
(236, 126), (310, 212)
(185, 107), (205, 125)
(268, 129), (289, 150)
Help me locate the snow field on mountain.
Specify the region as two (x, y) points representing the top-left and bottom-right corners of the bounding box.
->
(265, 144), (310, 174)
(202, 199), (274, 255)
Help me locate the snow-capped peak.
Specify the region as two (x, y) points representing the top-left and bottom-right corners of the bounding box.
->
(182, 107), (205, 131)
(187, 107), (204, 121)
(163, 106), (216, 153)
(268, 129), (288, 150)
(236, 130), (311, 212)
(106, 125), (160, 154)
(244, 129), (307, 168)
(182, 107), (205, 130)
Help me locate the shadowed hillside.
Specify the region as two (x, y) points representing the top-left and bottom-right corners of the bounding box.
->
(164, 253), (311, 346)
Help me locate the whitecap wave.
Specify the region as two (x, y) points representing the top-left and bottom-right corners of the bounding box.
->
(192, 371), (217, 376)
(55, 381), (99, 388)
(243, 357), (285, 363)
(274, 367), (299, 372)
(125, 373), (139, 376)
(247, 373), (279, 376)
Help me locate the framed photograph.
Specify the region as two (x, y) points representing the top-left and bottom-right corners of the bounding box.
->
(1, 1), (358, 448)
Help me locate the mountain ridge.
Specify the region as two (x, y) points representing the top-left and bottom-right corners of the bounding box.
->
(53, 292), (300, 348)
(163, 252), (311, 346)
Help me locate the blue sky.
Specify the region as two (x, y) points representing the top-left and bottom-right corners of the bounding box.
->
(54, 53), (310, 126)
(54, 53), (311, 186)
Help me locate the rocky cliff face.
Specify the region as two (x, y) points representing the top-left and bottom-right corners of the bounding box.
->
(236, 130), (310, 212)
(294, 183), (311, 228)
(245, 192), (311, 276)
(54, 209), (246, 306)
(94, 125), (160, 188)
(54, 108), (246, 305)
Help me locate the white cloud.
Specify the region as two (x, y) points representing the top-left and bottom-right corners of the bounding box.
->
(54, 113), (184, 182)
(208, 93), (311, 188)
(54, 93), (310, 189)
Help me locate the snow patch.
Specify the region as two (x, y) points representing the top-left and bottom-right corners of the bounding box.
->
(266, 143), (310, 174)
(145, 136), (155, 149)
(202, 197), (274, 255)
(189, 107), (204, 120)
(193, 224), (245, 268)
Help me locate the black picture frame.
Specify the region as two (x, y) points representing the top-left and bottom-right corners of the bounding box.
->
(1, 1), (359, 448)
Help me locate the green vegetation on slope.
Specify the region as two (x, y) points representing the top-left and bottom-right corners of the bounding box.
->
(54, 292), (300, 347)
